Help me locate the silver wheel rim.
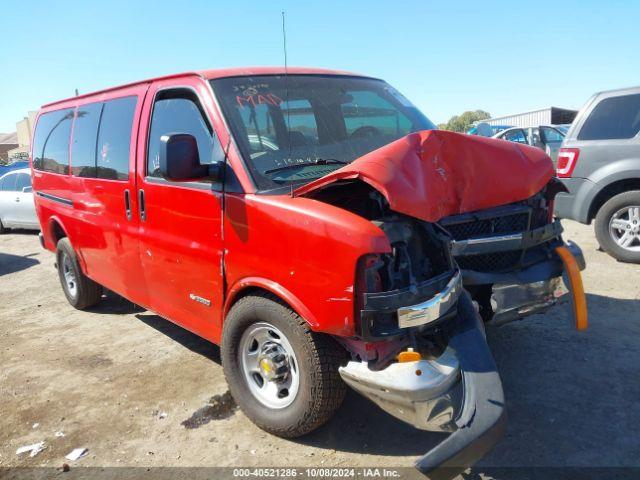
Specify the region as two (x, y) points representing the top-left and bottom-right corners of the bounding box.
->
(61, 252), (78, 297)
(609, 206), (640, 252)
(239, 322), (300, 409)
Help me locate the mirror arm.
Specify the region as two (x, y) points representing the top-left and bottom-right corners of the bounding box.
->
(207, 162), (224, 181)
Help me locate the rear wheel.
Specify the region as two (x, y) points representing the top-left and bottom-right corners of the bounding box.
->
(594, 190), (640, 263)
(56, 238), (103, 309)
(221, 293), (347, 438)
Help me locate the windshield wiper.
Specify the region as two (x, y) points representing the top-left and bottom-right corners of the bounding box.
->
(264, 158), (348, 175)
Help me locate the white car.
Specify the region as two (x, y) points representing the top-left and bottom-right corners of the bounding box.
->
(0, 168), (39, 233)
(493, 125), (565, 162)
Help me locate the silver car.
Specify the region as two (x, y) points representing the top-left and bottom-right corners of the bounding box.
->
(494, 125), (565, 162)
(0, 168), (39, 233)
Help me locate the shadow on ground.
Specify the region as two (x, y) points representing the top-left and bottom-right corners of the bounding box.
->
(135, 312), (221, 364)
(96, 291), (640, 465)
(88, 290), (146, 315)
(0, 252), (39, 276)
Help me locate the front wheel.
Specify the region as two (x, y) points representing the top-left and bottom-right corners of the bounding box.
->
(594, 190), (640, 263)
(56, 238), (103, 309)
(221, 293), (347, 438)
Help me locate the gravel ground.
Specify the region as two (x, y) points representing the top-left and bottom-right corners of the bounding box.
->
(0, 221), (639, 477)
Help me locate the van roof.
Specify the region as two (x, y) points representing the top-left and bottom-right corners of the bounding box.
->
(591, 85), (640, 97)
(42, 67), (368, 108)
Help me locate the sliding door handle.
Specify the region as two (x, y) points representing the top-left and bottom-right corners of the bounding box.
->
(138, 189), (146, 221)
(124, 189), (132, 220)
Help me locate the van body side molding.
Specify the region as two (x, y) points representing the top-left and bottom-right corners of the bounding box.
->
(35, 191), (73, 207)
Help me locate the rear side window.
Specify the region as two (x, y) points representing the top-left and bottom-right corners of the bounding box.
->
(578, 94), (640, 140)
(15, 173), (31, 191)
(95, 97), (137, 180)
(0, 173), (18, 191)
(71, 102), (102, 177)
(32, 108), (74, 174)
(503, 129), (528, 144)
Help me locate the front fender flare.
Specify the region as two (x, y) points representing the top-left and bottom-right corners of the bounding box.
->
(224, 277), (320, 330)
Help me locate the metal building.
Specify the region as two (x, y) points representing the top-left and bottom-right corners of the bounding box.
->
(481, 107), (577, 128)
(0, 132), (18, 162)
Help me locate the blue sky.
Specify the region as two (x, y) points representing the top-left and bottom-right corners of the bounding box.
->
(1, 0), (638, 132)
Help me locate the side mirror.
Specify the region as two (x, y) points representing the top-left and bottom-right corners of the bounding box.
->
(158, 133), (222, 182)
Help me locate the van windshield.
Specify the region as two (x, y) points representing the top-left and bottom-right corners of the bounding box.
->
(211, 75), (435, 191)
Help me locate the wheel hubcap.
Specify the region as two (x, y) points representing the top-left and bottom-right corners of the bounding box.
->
(62, 253), (78, 297)
(240, 322), (299, 409)
(609, 206), (640, 251)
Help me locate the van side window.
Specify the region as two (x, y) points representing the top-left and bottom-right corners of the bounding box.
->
(147, 91), (224, 181)
(71, 102), (103, 177)
(32, 108), (74, 174)
(578, 93), (640, 140)
(96, 96), (137, 180)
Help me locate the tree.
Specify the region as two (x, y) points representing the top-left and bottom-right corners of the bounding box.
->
(438, 110), (491, 133)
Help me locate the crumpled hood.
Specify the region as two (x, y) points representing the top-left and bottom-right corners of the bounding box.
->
(294, 130), (554, 223)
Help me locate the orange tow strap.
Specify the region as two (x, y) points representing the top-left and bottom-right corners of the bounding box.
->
(555, 246), (588, 331)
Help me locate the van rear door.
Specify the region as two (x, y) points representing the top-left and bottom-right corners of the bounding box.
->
(136, 79), (226, 342)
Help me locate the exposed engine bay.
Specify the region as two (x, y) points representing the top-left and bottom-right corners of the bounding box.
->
(308, 178), (574, 370)
(309, 181), (461, 368)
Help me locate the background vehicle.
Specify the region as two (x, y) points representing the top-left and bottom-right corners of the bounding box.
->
(0, 167), (38, 233)
(554, 86), (640, 262)
(494, 125), (565, 162)
(0, 160), (29, 176)
(466, 123), (511, 136)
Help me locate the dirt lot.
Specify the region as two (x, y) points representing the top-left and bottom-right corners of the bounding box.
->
(1, 221), (639, 475)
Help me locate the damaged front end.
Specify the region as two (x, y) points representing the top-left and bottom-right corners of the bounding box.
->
(294, 130), (588, 477)
(439, 180), (586, 326)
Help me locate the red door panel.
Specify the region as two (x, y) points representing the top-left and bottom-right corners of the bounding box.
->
(136, 78), (225, 342)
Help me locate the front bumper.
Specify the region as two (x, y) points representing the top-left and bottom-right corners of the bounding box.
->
(464, 239), (585, 325)
(340, 294), (506, 480)
(490, 276), (567, 325)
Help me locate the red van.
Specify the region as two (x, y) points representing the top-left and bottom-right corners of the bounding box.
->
(31, 68), (586, 477)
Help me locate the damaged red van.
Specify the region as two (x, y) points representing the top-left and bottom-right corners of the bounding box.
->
(31, 68), (587, 478)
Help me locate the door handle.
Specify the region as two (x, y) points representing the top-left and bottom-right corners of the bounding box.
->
(15, 197), (20, 202)
(124, 189), (132, 220)
(138, 189), (146, 221)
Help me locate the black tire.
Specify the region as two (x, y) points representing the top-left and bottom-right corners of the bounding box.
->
(594, 190), (640, 263)
(56, 238), (103, 309)
(221, 293), (347, 438)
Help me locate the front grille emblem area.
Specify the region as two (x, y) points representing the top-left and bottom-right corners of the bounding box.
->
(439, 203), (542, 273)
